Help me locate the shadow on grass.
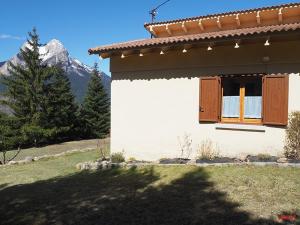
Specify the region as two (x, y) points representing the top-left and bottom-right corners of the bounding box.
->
(0, 166), (280, 225)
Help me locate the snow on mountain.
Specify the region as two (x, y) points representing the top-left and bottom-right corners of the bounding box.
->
(0, 39), (110, 102)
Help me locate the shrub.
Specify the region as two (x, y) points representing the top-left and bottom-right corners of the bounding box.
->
(284, 111), (300, 159)
(97, 139), (110, 160)
(177, 133), (192, 159)
(257, 153), (272, 161)
(111, 152), (125, 163)
(127, 157), (137, 162)
(197, 139), (219, 160)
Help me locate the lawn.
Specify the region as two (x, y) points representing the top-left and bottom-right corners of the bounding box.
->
(0, 151), (299, 225)
(1, 138), (109, 162)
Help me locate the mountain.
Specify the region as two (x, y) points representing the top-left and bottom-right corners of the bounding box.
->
(0, 39), (110, 102)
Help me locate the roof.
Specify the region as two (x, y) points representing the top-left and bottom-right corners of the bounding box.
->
(88, 23), (300, 55)
(144, 2), (300, 27)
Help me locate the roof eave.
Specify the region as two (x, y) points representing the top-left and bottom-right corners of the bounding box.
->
(88, 28), (300, 57)
(144, 2), (300, 28)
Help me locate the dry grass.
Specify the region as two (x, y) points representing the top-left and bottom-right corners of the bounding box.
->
(1, 138), (110, 162)
(0, 150), (299, 225)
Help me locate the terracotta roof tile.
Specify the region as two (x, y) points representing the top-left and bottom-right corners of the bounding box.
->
(144, 2), (300, 27)
(89, 23), (300, 55)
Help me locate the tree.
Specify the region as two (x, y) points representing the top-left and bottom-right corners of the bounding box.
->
(0, 113), (23, 164)
(80, 63), (110, 138)
(41, 66), (79, 141)
(1, 28), (57, 145)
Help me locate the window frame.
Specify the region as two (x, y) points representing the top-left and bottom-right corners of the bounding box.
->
(199, 74), (289, 126)
(220, 75), (263, 125)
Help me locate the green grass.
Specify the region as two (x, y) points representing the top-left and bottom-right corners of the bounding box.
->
(0, 149), (101, 187)
(0, 152), (299, 225)
(1, 138), (109, 161)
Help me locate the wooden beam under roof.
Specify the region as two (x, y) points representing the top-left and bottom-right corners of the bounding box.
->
(235, 14), (241, 27)
(278, 8), (283, 24)
(256, 11), (261, 25)
(217, 16), (222, 29)
(198, 19), (205, 31)
(166, 24), (172, 36)
(150, 26), (157, 36)
(182, 21), (188, 33)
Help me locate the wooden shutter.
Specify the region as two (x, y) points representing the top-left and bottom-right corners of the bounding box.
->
(199, 77), (221, 122)
(262, 74), (289, 126)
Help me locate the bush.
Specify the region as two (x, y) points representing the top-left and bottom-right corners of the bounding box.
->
(177, 133), (192, 159)
(97, 139), (110, 160)
(197, 139), (219, 160)
(284, 112), (300, 159)
(111, 152), (125, 163)
(127, 157), (137, 162)
(257, 153), (272, 161)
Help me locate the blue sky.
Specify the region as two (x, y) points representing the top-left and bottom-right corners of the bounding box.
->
(0, 0), (298, 75)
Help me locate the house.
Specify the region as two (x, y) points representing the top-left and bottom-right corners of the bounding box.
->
(89, 2), (300, 160)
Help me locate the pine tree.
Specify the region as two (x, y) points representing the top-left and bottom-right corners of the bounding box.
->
(81, 63), (110, 138)
(1, 28), (55, 145)
(0, 113), (23, 164)
(42, 66), (79, 141)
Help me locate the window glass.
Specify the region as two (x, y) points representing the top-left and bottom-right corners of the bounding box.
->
(222, 78), (240, 118)
(244, 78), (262, 119)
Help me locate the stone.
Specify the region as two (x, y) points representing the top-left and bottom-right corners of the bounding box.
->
(7, 161), (18, 165)
(127, 164), (137, 169)
(119, 162), (127, 168)
(90, 162), (102, 170)
(75, 160), (114, 171)
(24, 156), (33, 162)
(111, 163), (119, 168)
(187, 159), (197, 165)
(76, 163), (83, 170)
(236, 154), (251, 162)
(277, 157), (288, 163)
(33, 157), (40, 161)
(82, 162), (91, 170)
(101, 160), (110, 169)
(16, 160), (27, 165)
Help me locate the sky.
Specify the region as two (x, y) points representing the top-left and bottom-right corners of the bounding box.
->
(0, 0), (299, 75)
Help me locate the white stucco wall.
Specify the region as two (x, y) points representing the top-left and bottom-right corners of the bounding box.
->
(111, 73), (300, 161)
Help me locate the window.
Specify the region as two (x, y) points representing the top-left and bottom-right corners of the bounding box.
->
(199, 74), (289, 126)
(221, 76), (262, 124)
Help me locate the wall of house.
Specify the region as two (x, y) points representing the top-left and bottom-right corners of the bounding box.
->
(110, 40), (300, 160)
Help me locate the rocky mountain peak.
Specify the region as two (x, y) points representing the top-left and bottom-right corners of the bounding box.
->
(0, 39), (110, 102)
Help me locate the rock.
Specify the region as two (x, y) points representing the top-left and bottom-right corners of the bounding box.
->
(76, 163), (83, 170)
(101, 160), (111, 170)
(127, 164), (137, 169)
(76, 160), (113, 171)
(277, 157), (288, 163)
(81, 162), (91, 170)
(90, 162), (102, 170)
(16, 160), (27, 165)
(236, 154), (251, 162)
(24, 156), (33, 162)
(119, 162), (127, 168)
(187, 159), (196, 165)
(111, 163), (120, 168)
(7, 161), (18, 165)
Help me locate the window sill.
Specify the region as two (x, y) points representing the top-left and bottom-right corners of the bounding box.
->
(215, 123), (266, 132)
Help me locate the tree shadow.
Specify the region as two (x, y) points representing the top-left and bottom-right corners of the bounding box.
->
(0, 166), (280, 225)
